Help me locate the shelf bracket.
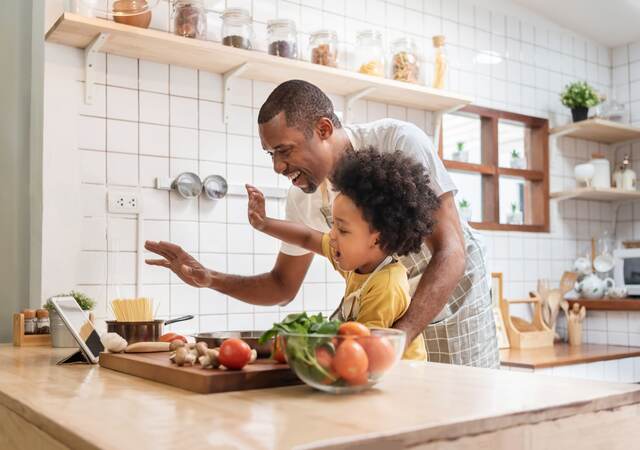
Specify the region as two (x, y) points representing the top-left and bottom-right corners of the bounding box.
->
(344, 87), (376, 124)
(84, 32), (109, 105)
(432, 104), (466, 150)
(223, 62), (249, 124)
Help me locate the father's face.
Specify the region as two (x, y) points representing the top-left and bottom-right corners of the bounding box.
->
(258, 112), (331, 194)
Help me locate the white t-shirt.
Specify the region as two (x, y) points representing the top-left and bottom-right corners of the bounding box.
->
(280, 118), (458, 256)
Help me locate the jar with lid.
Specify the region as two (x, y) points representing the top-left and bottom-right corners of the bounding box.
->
(112, 0), (152, 28)
(432, 35), (448, 89)
(355, 30), (385, 77)
(22, 309), (37, 335)
(172, 0), (207, 39)
(221, 8), (253, 50)
(267, 19), (298, 59)
(309, 30), (338, 67)
(36, 309), (50, 334)
(391, 37), (420, 83)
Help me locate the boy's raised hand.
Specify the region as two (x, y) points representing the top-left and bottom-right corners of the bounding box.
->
(246, 184), (267, 231)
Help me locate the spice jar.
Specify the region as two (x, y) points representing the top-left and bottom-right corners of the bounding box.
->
(172, 0), (207, 39)
(221, 8), (253, 50)
(36, 309), (50, 334)
(355, 30), (385, 77)
(391, 37), (420, 83)
(309, 30), (338, 67)
(112, 0), (152, 28)
(22, 309), (37, 335)
(267, 19), (298, 59)
(432, 35), (448, 89)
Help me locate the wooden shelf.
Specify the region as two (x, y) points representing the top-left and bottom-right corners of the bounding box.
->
(550, 118), (640, 144)
(45, 13), (471, 113)
(550, 187), (640, 202)
(567, 298), (640, 311)
(500, 343), (640, 369)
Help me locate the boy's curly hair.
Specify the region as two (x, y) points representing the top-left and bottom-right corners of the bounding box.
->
(330, 148), (440, 256)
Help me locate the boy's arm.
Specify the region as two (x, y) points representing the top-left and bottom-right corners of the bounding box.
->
(246, 184), (323, 255)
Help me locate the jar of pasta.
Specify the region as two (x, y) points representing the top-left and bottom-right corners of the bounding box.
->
(309, 30), (338, 67)
(391, 37), (420, 83)
(355, 30), (384, 77)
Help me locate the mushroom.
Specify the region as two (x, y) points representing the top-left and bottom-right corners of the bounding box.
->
(169, 339), (186, 351)
(195, 341), (208, 357)
(169, 351), (177, 363)
(100, 333), (128, 353)
(249, 349), (257, 364)
(198, 348), (220, 369)
(174, 347), (189, 366)
(184, 351), (197, 365)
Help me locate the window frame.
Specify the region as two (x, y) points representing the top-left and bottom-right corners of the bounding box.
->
(439, 105), (550, 232)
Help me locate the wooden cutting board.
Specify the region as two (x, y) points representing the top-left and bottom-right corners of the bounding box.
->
(99, 352), (301, 394)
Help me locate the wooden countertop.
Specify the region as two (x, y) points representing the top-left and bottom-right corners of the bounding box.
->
(567, 298), (640, 311)
(501, 344), (640, 369)
(1, 345), (640, 450)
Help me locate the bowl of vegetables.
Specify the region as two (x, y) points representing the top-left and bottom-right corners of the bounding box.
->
(260, 313), (406, 394)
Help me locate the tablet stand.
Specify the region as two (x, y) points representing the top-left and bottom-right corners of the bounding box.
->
(57, 348), (92, 365)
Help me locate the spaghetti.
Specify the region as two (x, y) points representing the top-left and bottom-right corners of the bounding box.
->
(110, 298), (154, 322)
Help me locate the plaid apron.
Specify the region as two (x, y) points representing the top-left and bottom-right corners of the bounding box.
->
(320, 182), (500, 369)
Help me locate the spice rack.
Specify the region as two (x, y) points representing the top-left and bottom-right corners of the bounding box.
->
(45, 13), (470, 128)
(12, 313), (52, 347)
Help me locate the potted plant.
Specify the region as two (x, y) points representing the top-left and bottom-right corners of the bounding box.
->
(510, 149), (525, 169)
(560, 81), (600, 122)
(44, 291), (96, 348)
(452, 141), (469, 162)
(507, 202), (523, 225)
(458, 198), (472, 221)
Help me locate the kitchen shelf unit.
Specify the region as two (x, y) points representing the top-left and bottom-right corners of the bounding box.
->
(45, 13), (471, 127)
(550, 118), (640, 145)
(550, 187), (640, 202)
(500, 343), (640, 369)
(567, 298), (640, 311)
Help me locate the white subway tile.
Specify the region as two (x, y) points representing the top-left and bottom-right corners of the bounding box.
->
(82, 217), (107, 251)
(170, 284), (199, 316)
(142, 188), (170, 220)
(80, 150), (106, 184)
(227, 223), (254, 253)
(170, 221), (199, 253)
(106, 86), (138, 122)
(109, 218), (137, 252)
(170, 96), (198, 128)
(169, 65), (198, 98)
(227, 313), (254, 330)
(78, 116), (106, 150)
(227, 134), (253, 165)
(199, 100), (226, 132)
(107, 251), (136, 285)
(107, 55), (138, 89)
(142, 251), (171, 284)
(82, 184), (107, 217)
(139, 60), (169, 93)
(107, 152), (138, 186)
(140, 123), (169, 157)
(170, 127), (198, 159)
(140, 91), (169, 125)
(139, 155), (169, 188)
(200, 222), (227, 253)
(107, 119), (138, 154)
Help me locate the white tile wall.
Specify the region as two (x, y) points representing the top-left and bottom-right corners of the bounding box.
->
(45, 0), (633, 342)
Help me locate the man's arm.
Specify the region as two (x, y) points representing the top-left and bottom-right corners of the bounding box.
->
(145, 242), (313, 306)
(392, 192), (466, 343)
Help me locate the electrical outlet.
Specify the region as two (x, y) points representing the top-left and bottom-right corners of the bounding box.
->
(108, 189), (142, 214)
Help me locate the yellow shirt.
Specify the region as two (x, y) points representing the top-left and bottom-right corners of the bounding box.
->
(321, 234), (427, 361)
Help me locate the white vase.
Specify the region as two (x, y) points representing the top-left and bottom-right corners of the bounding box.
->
(452, 150), (469, 162)
(510, 157), (525, 169)
(459, 206), (472, 221)
(574, 163), (595, 187)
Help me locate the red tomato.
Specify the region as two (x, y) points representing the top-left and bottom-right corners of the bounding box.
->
(360, 336), (396, 373)
(332, 339), (368, 382)
(315, 346), (333, 370)
(159, 332), (187, 343)
(219, 338), (252, 370)
(272, 336), (287, 363)
(346, 370), (369, 386)
(338, 322), (371, 337)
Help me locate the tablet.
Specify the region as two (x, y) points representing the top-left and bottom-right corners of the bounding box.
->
(50, 296), (104, 363)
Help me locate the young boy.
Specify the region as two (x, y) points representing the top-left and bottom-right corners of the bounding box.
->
(246, 148), (440, 361)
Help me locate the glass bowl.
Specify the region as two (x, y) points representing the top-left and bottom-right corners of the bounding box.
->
(281, 328), (406, 394)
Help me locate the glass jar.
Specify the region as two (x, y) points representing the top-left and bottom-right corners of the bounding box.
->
(432, 35), (448, 89)
(172, 0), (206, 39)
(221, 8), (253, 50)
(23, 309), (37, 335)
(112, 0), (152, 28)
(267, 19), (298, 59)
(36, 309), (50, 334)
(391, 37), (420, 83)
(355, 30), (385, 77)
(309, 30), (338, 67)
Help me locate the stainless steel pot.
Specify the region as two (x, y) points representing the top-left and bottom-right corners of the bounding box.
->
(106, 315), (194, 344)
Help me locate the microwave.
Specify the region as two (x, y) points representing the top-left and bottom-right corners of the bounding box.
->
(613, 248), (640, 296)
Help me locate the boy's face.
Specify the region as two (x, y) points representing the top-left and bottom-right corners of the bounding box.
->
(328, 194), (381, 272)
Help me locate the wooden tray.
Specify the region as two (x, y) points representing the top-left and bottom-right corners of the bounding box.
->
(99, 352), (302, 394)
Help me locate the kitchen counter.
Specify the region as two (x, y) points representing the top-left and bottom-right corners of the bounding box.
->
(1, 345), (640, 450)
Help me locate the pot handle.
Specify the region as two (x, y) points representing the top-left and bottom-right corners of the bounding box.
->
(164, 315), (194, 325)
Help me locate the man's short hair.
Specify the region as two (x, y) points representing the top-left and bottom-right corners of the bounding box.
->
(257, 80), (342, 137)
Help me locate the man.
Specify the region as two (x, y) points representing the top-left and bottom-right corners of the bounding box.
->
(146, 80), (499, 368)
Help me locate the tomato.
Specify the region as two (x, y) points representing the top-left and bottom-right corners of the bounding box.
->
(338, 322), (371, 337)
(219, 338), (252, 370)
(332, 339), (368, 382)
(346, 370), (369, 386)
(315, 346), (333, 370)
(360, 336), (396, 373)
(159, 332), (187, 343)
(271, 336), (287, 363)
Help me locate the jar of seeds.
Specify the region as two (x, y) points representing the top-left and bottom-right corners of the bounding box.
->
(267, 19), (298, 59)
(221, 8), (253, 49)
(309, 30), (338, 67)
(172, 0), (207, 39)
